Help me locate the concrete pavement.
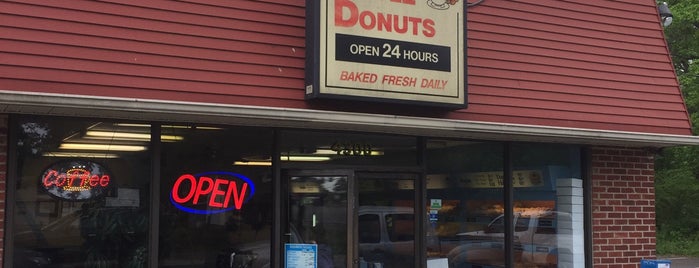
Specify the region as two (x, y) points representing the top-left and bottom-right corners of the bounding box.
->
(657, 256), (699, 268)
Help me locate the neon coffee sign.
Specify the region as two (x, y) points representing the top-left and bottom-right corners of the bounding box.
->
(40, 160), (113, 201)
(170, 171), (255, 215)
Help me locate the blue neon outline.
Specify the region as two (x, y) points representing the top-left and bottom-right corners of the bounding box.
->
(170, 171), (256, 215)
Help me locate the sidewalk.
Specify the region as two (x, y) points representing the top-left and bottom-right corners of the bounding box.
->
(657, 256), (699, 268)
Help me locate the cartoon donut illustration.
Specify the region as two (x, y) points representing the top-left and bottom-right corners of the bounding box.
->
(427, 0), (459, 10)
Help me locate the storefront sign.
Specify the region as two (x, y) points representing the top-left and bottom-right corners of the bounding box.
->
(170, 171), (255, 214)
(458, 170), (544, 188)
(285, 244), (317, 268)
(40, 160), (113, 201)
(305, 0), (467, 108)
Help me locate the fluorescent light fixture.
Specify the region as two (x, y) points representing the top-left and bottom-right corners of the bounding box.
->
(42, 152), (120, 158)
(59, 143), (147, 151)
(113, 123), (151, 128)
(115, 123), (222, 130)
(233, 161), (272, 166)
(85, 131), (183, 141)
(234, 155), (331, 166)
(163, 125), (222, 130)
(281, 155), (331, 162)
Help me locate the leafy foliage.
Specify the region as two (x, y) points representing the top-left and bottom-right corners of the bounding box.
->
(656, 0), (699, 256)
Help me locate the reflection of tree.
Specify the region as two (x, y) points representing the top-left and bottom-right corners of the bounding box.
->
(79, 201), (148, 268)
(18, 122), (52, 156)
(329, 177), (348, 193)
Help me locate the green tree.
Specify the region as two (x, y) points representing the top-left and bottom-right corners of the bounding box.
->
(656, 0), (699, 256)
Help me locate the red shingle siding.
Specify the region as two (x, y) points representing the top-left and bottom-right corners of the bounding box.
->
(459, 0), (690, 135)
(0, 0), (308, 107)
(0, 0), (692, 135)
(591, 147), (657, 268)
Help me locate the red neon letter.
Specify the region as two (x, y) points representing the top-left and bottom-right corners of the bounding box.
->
(54, 174), (67, 187)
(89, 175), (100, 187)
(66, 173), (76, 187)
(172, 174), (197, 203)
(99, 175), (110, 187)
(335, 0), (358, 27)
(67, 170), (89, 187)
(224, 182), (248, 210)
(43, 170), (59, 187)
(193, 176), (214, 205)
(77, 172), (89, 187)
(209, 178), (229, 208)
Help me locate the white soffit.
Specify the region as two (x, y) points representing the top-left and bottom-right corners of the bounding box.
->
(1, 90), (698, 148)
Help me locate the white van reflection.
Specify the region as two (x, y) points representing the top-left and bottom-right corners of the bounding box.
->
(446, 211), (572, 268)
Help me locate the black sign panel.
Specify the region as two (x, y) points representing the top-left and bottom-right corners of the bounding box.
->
(335, 34), (451, 72)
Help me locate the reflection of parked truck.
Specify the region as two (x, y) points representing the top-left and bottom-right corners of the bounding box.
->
(446, 211), (571, 268)
(358, 206), (415, 267)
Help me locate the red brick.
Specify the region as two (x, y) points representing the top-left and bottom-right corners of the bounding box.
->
(593, 147), (656, 268)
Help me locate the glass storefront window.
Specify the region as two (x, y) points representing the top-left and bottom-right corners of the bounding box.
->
(158, 125), (273, 268)
(424, 140), (505, 268)
(11, 118), (152, 267)
(8, 118), (586, 268)
(512, 143), (582, 268)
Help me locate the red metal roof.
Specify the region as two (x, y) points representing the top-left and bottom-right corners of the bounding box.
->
(0, 0), (692, 135)
(459, 0), (691, 135)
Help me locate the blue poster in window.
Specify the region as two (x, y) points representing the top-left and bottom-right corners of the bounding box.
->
(285, 243), (317, 268)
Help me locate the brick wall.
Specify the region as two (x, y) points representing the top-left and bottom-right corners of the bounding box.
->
(591, 147), (656, 268)
(0, 114), (7, 268)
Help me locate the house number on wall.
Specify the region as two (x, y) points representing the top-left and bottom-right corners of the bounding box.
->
(330, 141), (373, 156)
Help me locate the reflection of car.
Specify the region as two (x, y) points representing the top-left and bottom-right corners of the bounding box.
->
(14, 212), (83, 267)
(14, 248), (52, 268)
(358, 206), (415, 266)
(447, 211), (573, 268)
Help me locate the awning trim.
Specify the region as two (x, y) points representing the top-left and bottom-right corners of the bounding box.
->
(1, 90), (697, 148)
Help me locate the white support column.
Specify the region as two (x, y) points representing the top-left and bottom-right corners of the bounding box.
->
(556, 178), (584, 268)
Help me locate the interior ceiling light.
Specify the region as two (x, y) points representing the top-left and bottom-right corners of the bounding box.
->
(114, 123), (222, 130)
(234, 155), (332, 166)
(163, 125), (222, 130)
(85, 130), (183, 142)
(281, 155), (331, 162)
(233, 161), (272, 166)
(42, 152), (120, 158)
(113, 123), (152, 128)
(59, 143), (147, 151)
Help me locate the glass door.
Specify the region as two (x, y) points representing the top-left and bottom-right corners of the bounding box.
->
(284, 170), (352, 268)
(356, 172), (417, 268)
(283, 170), (418, 268)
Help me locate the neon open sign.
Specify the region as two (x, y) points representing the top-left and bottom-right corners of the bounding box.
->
(40, 160), (113, 201)
(170, 171), (255, 215)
